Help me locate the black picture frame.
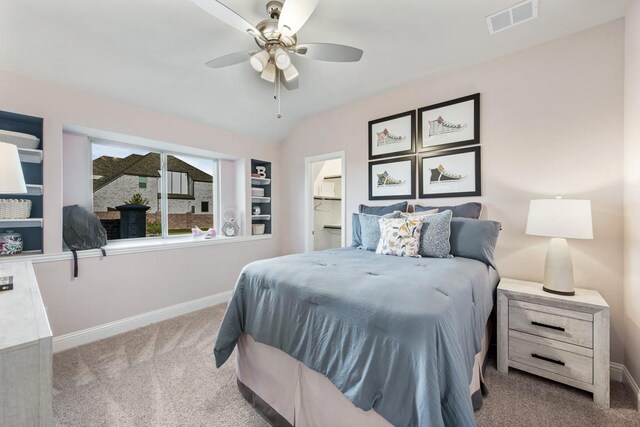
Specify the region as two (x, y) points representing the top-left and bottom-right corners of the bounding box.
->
(418, 146), (481, 199)
(369, 156), (416, 200)
(417, 93), (480, 152)
(368, 110), (416, 160)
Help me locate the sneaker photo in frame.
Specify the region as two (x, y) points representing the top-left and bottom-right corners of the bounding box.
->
(368, 110), (416, 160)
(417, 93), (480, 152)
(369, 156), (416, 200)
(418, 146), (481, 198)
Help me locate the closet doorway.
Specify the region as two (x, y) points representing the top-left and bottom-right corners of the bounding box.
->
(304, 152), (345, 252)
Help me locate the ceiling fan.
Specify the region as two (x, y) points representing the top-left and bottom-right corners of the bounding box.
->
(191, 0), (363, 116)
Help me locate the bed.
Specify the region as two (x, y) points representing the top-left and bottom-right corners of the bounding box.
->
(214, 246), (499, 426)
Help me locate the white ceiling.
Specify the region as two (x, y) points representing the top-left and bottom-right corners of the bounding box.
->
(0, 0), (629, 143)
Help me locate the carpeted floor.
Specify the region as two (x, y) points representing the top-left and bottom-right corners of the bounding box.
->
(53, 305), (640, 426)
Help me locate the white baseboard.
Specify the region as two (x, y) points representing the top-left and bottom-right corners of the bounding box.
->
(611, 362), (625, 382)
(611, 362), (640, 410)
(53, 290), (232, 353)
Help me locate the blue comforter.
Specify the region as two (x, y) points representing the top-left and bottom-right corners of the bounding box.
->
(214, 248), (499, 426)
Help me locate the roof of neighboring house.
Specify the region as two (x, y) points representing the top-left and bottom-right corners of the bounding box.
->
(93, 153), (213, 191)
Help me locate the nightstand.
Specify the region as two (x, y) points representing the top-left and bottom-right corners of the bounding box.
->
(497, 278), (610, 407)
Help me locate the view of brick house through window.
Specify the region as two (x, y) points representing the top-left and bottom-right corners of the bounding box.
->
(91, 142), (215, 240)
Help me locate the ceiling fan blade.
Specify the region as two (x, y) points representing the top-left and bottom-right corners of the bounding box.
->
(191, 0), (261, 38)
(277, 0), (320, 36)
(296, 43), (363, 62)
(282, 75), (299, 91)
(205, 51), (255, 69)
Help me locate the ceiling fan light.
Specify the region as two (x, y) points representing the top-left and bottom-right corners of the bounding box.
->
(274, 47), (291, 70)
(282, 63), (299, 82)
(261, 61), (277, 82)
(250, 50), (270, 72)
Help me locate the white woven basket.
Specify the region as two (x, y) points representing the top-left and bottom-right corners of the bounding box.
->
(252, 224), (265, 235)
(0, 199), (32, 219)
(0, 129), (40, 150)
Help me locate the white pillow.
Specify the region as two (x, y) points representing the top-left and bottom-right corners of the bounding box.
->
(376, 217), (424, 258)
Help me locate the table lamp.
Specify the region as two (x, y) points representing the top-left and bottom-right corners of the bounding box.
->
(0, 142), (27, 194)
(525, 198), (593, 296)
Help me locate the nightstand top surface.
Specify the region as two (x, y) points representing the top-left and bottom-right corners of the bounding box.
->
(498, 278), (608, 309)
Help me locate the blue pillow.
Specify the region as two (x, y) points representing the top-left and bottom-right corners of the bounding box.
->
(351, 213), (362, 247)
(415, 202), (482, 219)
(449, 217), (501, 269)
(359, 202), (408, 215)
(359, 211), (402, 251)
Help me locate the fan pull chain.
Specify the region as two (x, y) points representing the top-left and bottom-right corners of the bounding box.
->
(276, 71), (282, 119)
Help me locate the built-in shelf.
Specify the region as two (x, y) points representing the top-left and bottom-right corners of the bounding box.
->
(323, 225), (342, 230)
(252, 215), (271, 221)
(3, 184), (43, 196)
(0, 249), (42, 259)
(18, 148), (43, 164)
(323, 175), (341, 180)
(252, 196), (271, 203)
(251, 177), (271, 186)
(0, 218), (43, 228)
(314, 196), (341, 201)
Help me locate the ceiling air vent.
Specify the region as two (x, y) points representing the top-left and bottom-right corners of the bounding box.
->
(486, 0), (538, 35)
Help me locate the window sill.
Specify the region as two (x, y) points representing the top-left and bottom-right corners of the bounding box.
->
(0, 234), (272, 264)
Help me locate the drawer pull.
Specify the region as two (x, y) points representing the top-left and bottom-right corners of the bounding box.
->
(531, 353), (565, 366)
(531, 321), (565, 332)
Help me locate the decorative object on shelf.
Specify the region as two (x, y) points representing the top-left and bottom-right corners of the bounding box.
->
(418, 93), (480, 151)
(368, 110), (416, 160)
(252, 224), (266, 235)
(192, 226), (217, 238)
(253, 206), (262, 215)
(368, 156), (415, 200)
(0, 129), (40, 150)
(418, 146), (481, 199)
(0, 230), (23, 255)
(255, 166), (267, 179)
(525, 198), (593, 296)
(0, 142), (27, 194)
(222, 209), (240, 237)
(252, 187), (265, 197)
(0, 199), (32, 219)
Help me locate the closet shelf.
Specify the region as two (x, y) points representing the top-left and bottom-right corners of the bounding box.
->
(252, 196), (271, 203)
(252, 215), (271, 221)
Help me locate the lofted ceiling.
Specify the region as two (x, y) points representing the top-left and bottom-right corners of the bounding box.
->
(0, 0), (629, 143)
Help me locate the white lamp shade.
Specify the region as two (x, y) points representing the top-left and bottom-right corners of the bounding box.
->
(0, 142), (27, 194)
(282, 63), (299, 82)
(250, 50), (270, 72)
(260, 61), (276, 82)
(274, 48), (291, 70)
(526, 199), (593, 239)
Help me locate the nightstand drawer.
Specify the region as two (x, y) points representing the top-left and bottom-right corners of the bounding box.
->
(509, 300), (593, 348)
(508, 334), (593, 384)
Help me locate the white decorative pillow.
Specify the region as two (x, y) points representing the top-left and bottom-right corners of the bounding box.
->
(376, 217), (424, 258)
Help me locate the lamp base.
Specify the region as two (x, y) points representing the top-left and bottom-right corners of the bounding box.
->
(542, 286), (575, 296)
(543, 237), (576, 296)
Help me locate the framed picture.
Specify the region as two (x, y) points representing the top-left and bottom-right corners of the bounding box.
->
(369, 156), (415, 200)
(368, 110), (416, 160)
(417, 93), (480, 151)
(418, 146), (481, 198)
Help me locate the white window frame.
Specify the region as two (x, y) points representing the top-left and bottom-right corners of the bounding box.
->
(90, 140), (219, 241)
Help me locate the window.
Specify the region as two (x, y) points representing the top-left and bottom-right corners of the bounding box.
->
(91, 142), (217, 241)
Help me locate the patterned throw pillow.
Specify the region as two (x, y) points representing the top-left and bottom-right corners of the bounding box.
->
(376, 217), (424, 258)
(359, 211), (403, 251)
(419, 210), (453, 258)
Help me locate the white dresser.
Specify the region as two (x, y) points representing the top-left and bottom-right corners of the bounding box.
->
(0, 260), (53, 426)
(497, 278), (610, 407)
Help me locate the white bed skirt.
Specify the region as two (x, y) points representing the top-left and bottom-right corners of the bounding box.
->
(236, 326), (490, 426)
